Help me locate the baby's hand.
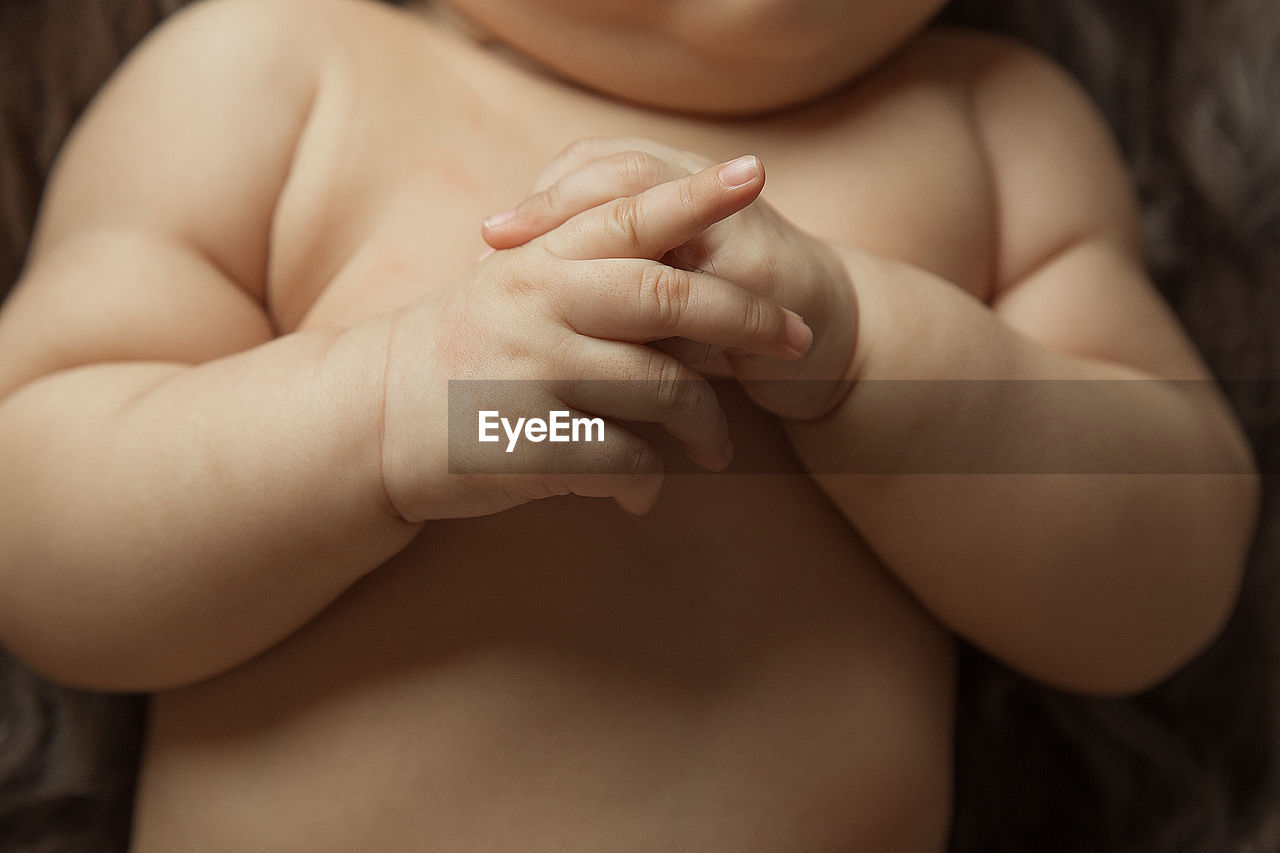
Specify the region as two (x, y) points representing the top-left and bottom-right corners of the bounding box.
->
(379, 164), (810, 520)
(482, 138), (858, 420)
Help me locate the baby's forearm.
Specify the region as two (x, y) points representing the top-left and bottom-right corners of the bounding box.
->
(0, 318), (420, 692)
(788, 248), (1259, 695)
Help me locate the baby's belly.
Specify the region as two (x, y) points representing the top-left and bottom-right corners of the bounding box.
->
(132, 408), (955, 852)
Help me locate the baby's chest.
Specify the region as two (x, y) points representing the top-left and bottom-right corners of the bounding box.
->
(273, 47), (995, 332)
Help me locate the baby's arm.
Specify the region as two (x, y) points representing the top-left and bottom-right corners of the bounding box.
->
(0, 0), (801, 692)
(787, 36), (1258, 694)
(487, 41), (1258, 695)
(0, 0), (420, 692)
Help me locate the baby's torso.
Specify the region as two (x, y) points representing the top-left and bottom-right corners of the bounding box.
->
(134, 7), (995, 850)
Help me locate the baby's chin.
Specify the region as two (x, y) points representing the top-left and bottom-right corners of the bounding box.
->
(538, 51), (873, 117)
(421, 0), (912, 116)
(578, 71), (853, 117)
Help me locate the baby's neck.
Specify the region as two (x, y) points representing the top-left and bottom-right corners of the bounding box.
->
(403, 1), (571, 85)
(403, 1), (487, 40)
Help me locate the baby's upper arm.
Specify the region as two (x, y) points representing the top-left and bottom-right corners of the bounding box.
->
(0, 0), (332, 395)
(964, 33), (1210, 381)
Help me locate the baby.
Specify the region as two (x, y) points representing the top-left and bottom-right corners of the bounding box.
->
(0, 0), (1260, 849)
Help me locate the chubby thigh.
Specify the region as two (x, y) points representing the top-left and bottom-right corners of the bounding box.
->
(131, 446), (955, 851)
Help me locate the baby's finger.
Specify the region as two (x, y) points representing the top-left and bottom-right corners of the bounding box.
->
(537, 426), (665, 516)
(483, 150), (685, 250)
(540, 156), (765, 261)
(557, 258), (811, 360)
(554, 338), (733, 470)
(459, 404), (664, 514)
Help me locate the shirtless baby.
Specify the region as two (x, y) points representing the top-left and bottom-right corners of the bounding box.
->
(0, 0), (1259, 849)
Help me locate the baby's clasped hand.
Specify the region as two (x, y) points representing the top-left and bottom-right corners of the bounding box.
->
(379, 153), (812, 520)
(483, 137), (858, 420)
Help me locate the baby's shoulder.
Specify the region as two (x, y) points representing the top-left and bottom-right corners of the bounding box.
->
(141, 0), (333, 60)
(35, 0), (407, 301)
(131, 0), (409, 92)
(883, 26), (1108, 137)
(895, 26), (1144, 292)
(153, 0), (385, 40)
(894, 26), (1071, 88)
(816, 26), (1091, 163)
(895, 25), (1119, 152)
(102, 0), (343, 124)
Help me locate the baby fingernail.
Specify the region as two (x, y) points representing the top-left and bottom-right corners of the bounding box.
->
(483, 209), (517, 229)
(783, 310), (813, 356)
(718, 155), (760, 189)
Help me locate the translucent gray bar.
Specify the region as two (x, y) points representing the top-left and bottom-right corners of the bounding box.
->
(447, 379), (1263, 475)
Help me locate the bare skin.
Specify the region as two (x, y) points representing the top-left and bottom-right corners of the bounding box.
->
(0, 0), (1258, 849)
